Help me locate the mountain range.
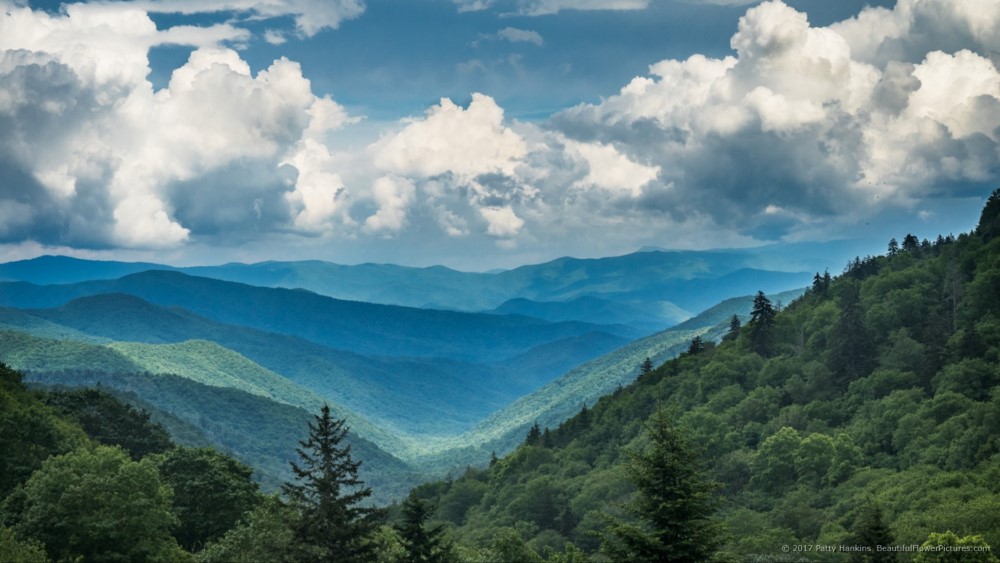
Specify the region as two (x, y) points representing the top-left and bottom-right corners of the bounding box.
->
(0, 245), (824, 497)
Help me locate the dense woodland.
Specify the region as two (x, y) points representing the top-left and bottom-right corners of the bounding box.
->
(3, 191), (1000, 561)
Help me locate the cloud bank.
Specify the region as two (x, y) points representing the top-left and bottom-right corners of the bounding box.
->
(1, 0), (999, 264)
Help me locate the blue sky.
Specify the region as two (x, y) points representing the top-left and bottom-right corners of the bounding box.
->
(0, 0), (997, 269)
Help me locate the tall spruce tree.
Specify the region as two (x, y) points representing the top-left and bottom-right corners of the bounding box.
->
(396, 493), (453, 563)
(283, 404), (384, 563)
(687, 336), (705, 355)
(829, 282), (875, 384)
(748, 291), (777, 357)
(640, 357), (655, 377)
(601, 408), (721, 562)
(723, 314), (741, 342)
(850, 500), (895, 562)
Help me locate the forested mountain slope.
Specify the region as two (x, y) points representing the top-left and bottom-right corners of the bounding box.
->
(0, 290), (627, 442)
(404, 197), (1000, 560)
(0, 270), (638, 360)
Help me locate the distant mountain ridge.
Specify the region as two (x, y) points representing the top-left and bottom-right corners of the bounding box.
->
(0, 244), (840, 330)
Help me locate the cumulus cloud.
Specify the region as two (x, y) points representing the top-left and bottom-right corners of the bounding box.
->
(3, 0), (1000, 263)
(549, 0), (1000, 240)
(364, 176), (417, 234)
(0, 2), (350, 248)
(373, 93), (527, 179)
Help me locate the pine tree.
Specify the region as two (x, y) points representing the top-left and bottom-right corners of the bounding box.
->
(283, 404), (384, 562)
(525, 422), (542, 446)
(723, 314), (741, 342)
(687, 336), (704, 355)
(977, 187), (1000, 241)
(829, 282), (875, 384)
(748, 291), (777, 357)
(601, 408), (721, 562)
(396, 493), (453, 563)
(850, 500), (895, 562)
(887, 238), (899, 257)
(640, 357), (655, 377)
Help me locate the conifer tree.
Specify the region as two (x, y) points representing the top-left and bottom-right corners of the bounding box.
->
(850, 499), (895, 562)
(525, 422), (542, 446)
(748, 291), (777, 357)
(687, 336), (704, 355)
(723, 314), (741, 342)
(829, 283), (875, 384)
(602, 408), (721, 562)
(396, 493), (453, 563)
(977, 187), (1000, 241)
(887, 238), (899, 257)
(640, 357), (655, 377)
(283, 404), (384, 563)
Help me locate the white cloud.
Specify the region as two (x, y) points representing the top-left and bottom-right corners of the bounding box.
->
(563, 138), (660, 197)
(480, 205), (524, 238)
(497, 27), (544, 46)
(129, 0), (366, 37)
(364, 176), (417, 234)
(452, 0), (493, 12)
(3, 0), (1000, 263)
(513, 0), (648, 16)
(550, 0), (1000, 239)
(373, 93), (527, 179)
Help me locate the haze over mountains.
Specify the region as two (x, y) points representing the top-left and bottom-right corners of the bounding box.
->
(0, 241), (865, 330)
(0, 243), (828, 496)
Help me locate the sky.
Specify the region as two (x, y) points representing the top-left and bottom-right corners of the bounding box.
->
(0, 0), (998, 270)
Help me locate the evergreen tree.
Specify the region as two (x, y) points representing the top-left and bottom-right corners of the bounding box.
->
(687, 336), (705, 355)
(902, 233), (920, 253)
(850, 499), (895, 562)
(723, 314), (741, 342)
(601, 408), (721, 562)
(887, 238), (899, 257)
(396, 493), (453, 563)
(976, 187), (1000, 241)
(829, 282), (875, 384)
(489, 451), (499, 467)
(282, 404), (384, 563)
(640, 357), (655, 377)
(525, 422), (542, 446)
(748, 291), (777, 357)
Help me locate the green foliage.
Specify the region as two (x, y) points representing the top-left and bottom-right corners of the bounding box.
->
(42, 388), (173, 460)
(748, 291), (777, 357)
(396, 493), (454, 562)
(411, 211), (1000, 560)
(601, 408), (722, 562)
(0, 363), (88, 499)
(0, 445), (185, 562)
(198, 496), (298, 563)
(976, 188), (1000, 242)
(849, 500), (895, 562)
(0, 525), (48, 563)
(153, 447), (261, 552)
(914, 531), (998, 563)
(283, 404), (386, 562)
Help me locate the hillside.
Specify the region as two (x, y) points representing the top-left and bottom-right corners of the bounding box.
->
(402, 201), (1000, 559)
(23, 370), (422, 502)
(1, 292), (624, 444)
(405, 288), (803, 470)
(0, 271), (638, 361)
